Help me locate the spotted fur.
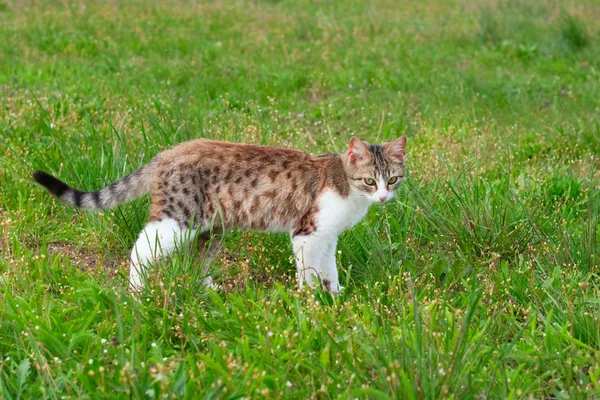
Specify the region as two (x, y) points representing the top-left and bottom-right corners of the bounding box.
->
(33, 161), (157, 210)
(33, 136), (407, 293)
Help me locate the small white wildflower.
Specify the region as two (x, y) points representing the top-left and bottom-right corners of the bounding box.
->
(151, 342), (157, 347)
(50, 123), (55, 129)
(101, 338), (107, 344)
(286, 381), (292, 388)
(88, 359), (94, 365)
(267, 331), (274, 337)
(103, 349), (108, 354)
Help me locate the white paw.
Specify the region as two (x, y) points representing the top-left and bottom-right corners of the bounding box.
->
(129, 282), (143, 295)
(128, 284), (143, 303)
(330, 286), (344, 296)
(203, 277), (221, 291)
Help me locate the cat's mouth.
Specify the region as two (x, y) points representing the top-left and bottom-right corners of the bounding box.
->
(374, 192), (393, 203)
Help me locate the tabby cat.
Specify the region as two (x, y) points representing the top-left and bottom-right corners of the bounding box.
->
(33, 136), (406, 293)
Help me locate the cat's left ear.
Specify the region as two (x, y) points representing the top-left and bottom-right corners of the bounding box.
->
(385, 136), (407, 162)
(347, 136), (370, 164)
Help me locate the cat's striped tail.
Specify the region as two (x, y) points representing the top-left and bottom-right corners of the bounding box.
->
(33, 161), (156, 211)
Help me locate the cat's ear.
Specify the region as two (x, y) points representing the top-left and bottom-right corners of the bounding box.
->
(385, 136), (407, 162)
(347, 136), (370, 164)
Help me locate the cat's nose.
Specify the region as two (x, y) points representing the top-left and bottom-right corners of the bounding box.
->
(378, 194), (387, 202)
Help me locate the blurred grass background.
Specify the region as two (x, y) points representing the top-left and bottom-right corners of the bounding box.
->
(1, 0), (600, 398)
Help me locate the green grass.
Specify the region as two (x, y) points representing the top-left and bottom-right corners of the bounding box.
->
(1, 0), (600, 398)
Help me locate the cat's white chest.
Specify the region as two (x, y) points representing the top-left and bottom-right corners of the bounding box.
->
(315, 189), (372, 235)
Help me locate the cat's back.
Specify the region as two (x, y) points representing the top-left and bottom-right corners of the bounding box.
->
(153, 139), (325, 232)
(157, 139), (311, 165)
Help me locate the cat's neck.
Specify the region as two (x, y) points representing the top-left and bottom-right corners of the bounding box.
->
(313, 153), (351, 198)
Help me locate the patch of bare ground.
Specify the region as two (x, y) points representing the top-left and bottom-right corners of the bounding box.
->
(45, 242), (121, 278)
(216, 248), (290, 292)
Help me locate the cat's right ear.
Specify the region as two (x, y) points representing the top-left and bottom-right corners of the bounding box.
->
(385, 136), (407, 162)
(347, 136), (370, 164)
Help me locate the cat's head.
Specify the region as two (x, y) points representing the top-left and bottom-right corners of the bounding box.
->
(345, 136), (406, 203)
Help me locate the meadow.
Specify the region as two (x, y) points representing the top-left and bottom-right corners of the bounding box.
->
(1, 0), (600, 398)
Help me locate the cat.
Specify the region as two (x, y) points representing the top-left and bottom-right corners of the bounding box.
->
(33, 136), (406, 294)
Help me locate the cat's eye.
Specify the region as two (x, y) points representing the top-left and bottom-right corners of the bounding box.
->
(388, 176), (399, 185)
(363, 178), (376, 186)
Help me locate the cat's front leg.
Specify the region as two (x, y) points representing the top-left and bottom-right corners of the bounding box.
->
(319, 238), (342, 294)
(290, 233), (341, 293)
(291, 233), (330, 290)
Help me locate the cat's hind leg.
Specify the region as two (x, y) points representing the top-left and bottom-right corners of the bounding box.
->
(195, 231), (222, 288)
(129, 218), (195, 292)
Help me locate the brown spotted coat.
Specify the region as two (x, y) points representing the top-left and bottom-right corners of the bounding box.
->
(148, 140), (350, 236)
